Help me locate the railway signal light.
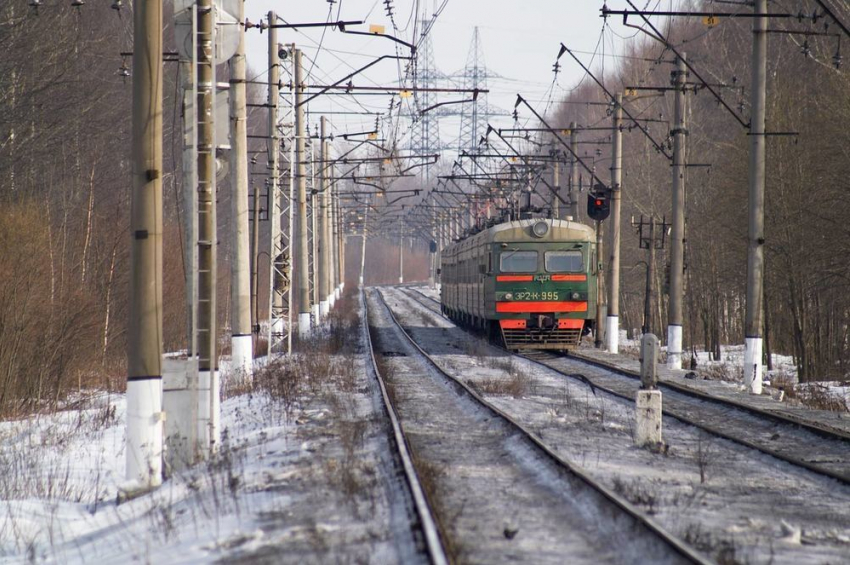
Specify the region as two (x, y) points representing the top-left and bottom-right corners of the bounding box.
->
(587, 192), (610, 221)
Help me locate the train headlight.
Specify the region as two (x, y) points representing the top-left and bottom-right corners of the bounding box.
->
(572, 292), (580, 300)
(504, 292), (513, 300)
(531, 221), (550, 238)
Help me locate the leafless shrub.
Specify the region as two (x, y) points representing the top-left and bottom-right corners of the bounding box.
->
(612, 477), (658, 515)
(682, 523), (739, 565)
(698, 363), (741, 383)
(619, 344), (641, 361)
(785, 383), (848, 412)
(478, 366), (533, 398)
(334, 353), (359, 393)
(486, 356), (513, 372)
(253, 357), (305, 422)
(695, 433), (713, 484)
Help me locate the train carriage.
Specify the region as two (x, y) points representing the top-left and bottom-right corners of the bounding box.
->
(440, 218), (597, 350)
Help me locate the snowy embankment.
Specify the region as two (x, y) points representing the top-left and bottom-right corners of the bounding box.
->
(0, 296), (420, 564)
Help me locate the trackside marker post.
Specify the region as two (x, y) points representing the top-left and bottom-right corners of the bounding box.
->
(636, 334), (663, 447)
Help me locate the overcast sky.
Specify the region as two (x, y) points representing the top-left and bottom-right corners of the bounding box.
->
(237, 1), (650, 149)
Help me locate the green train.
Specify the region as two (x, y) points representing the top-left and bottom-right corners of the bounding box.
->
(440, 218), (598, 350)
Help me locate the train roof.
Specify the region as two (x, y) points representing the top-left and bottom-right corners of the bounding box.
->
(485, 218), (596, 243)
(444, 218), (596, 253)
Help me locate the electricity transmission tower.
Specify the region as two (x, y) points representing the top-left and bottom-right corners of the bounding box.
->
(453, 27), (508, 153)
(408, 12), (445, 168)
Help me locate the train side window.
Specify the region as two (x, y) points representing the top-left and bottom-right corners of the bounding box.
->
(545, 251), (583, 272)
(499, 250), (538, 273)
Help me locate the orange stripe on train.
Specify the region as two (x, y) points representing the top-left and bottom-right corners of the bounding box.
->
(551, 274), (587, 282)
(496, 301), (588, 313)
(496, 275), (533, 282)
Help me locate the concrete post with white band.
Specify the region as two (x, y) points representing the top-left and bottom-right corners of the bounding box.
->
(635, 334), (663, 447)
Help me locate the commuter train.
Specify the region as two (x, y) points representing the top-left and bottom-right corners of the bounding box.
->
(440, 218), (597, 350)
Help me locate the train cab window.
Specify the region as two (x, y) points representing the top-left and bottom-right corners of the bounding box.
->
(499, 250), (538, 273)
(545, 251), (583, 272)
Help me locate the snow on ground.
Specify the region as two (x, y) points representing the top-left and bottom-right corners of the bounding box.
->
(0, 301), (421, 564)
(386, 286), (850, 564)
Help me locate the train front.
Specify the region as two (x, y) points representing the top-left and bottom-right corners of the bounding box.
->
(491, 219), (597, 350)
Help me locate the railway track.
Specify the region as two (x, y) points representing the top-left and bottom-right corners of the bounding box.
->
(365, 288), (708, 564)
(399, 286), (850, 485)
(361, 292), (449, 565)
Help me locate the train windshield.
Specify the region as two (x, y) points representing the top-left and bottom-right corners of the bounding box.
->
(545, 251), (583, 272)
(499, 250), (538, 272)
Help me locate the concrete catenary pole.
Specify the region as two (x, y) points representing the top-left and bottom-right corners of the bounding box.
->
(330, 179), (339, 300)
(606, 93), (623, 354)
(318, 117), (330, 317)
(399, 219), (405, 284)
(644, 219), (656, 336)
(333, 163), (342, 300)
(229, 0), (252, 379)
(745, 1), (767, 394)
(127, 0), (164, 487)
(552, 154), (560, 220)
(339, 190), (346, 295)
(310, 146), (320, 323)
(267, 15), (282, 339)
(196, 0), (217, 456)
(359, 202), (369, 286)
(251, 179), (260, 333)
(569, 122), (579, 220)
(595, 220), (605, 349)
(294, 49), (312, 337)
(668, 54), (688, 370)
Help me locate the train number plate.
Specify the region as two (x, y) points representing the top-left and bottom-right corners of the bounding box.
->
(515, 291), (560, 301)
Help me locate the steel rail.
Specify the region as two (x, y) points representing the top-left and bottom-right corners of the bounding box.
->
(523, 351), (850, 486)
(361, 290), (450, 565)
(567, 351), (850, 443)
(376, 289), (710, 565)
(398, 287), (850, 486)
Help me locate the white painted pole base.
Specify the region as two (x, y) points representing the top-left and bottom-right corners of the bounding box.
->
(744, 337), (763, 395)
(606, 315), (619, 353)
(298, 312), (312, 337)
(319, 300), (329, 318)
(163, 358), (197, 473)
(399, 276), (404, 284)
(230, 334), (253, 382)
(327, 294), (336, 310)
(197, 370), (211, 459)
(358, 276), (364, 286)
(635, 389), (663, 447)
(311, 304), (320, 322)
(210, 369), (220, 453)
(336, 284), (343, 299)
(667, 324), (683, 370)
(126, 379), (164, 486)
